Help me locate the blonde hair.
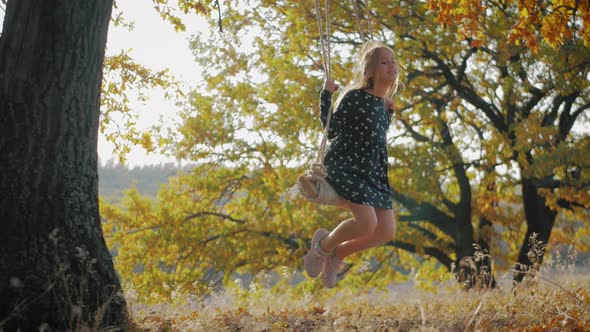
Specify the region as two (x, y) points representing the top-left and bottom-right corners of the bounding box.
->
(334, 41), (401, 111)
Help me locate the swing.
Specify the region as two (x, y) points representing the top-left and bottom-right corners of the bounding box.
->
(352, 0), (374, 41)
(295, 0), (374, 206)
(296, 0), (342, 206)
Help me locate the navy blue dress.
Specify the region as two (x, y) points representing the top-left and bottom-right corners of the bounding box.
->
(319, 89), (394, 209)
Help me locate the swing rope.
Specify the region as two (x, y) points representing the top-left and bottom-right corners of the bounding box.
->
(311, 0), (374, 166)
(291, 0), (337, 204)
(312, 0), (373, 165)
(353, 0), (373, 41)
(314, 0), (331, 80)
(314, 0), (332, 166)
(294, 0), (374, 205)
(365, 0), (373, 40)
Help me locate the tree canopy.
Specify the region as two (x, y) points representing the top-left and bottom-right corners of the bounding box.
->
(100, 0), (589, 302)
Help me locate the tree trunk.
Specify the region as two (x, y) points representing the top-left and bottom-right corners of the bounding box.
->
(451, 154), (479, 288)
(454, 205), (475, 264)
(0, 0), (127, 330)
(455, 175), (497, 289)
(513, 177), (557, 283)
(475, 216), (497, 288)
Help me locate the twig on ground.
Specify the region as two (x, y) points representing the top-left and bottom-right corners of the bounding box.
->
(420, 304), (425, 331)
(465, 297), (485, 331)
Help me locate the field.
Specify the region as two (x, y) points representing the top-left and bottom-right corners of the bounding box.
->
(130, 271), (590, 331)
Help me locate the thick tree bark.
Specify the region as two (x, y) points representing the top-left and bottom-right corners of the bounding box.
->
(454, 164), (475, 272)
(437, 101), (482, 288)
(513, 177), (557, 283)
(0, 0), (128, 330)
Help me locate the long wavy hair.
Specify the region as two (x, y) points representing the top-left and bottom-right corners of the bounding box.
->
(334, 41), (401, 111)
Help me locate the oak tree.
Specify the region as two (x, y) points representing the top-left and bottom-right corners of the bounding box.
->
(100, 0), (589, 300)
(0, 0), (212, 328)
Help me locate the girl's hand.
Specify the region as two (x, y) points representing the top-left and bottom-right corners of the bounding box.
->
(323, 78), (339, 93)
(384, 97), (394, 110)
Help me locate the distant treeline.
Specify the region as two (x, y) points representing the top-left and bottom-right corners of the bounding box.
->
(98, 160), (189, 204)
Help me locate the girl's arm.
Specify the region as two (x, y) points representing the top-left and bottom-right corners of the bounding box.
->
(320, 90), (353, 139)
(319, 89), (333, 129)
(385, 97), (395, 124)
(320, 78), (344, 139)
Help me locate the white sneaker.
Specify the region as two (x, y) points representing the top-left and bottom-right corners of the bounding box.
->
(303, 229), (329, 278)
(322, 253), (342, 288)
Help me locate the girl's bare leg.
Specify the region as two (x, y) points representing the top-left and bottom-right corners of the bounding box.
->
(333, 207), (395, 259)
(319, 202), (378, 254)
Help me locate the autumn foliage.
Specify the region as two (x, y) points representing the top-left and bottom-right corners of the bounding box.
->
(99, 0), (589, 304)
(426, 0), (590, 52)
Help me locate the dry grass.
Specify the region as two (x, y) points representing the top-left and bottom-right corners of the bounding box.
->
(129, 271), (590, 331)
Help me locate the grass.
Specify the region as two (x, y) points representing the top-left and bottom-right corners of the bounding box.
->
(129, 270), (590, 331)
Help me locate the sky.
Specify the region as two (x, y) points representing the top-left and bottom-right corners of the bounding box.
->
(101, 1), (210, 167)
(1, 1), (206, 167)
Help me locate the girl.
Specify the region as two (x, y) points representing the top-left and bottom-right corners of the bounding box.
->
(303, 41), (400, 288)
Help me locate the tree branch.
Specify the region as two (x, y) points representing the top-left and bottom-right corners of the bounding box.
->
(520, 86), (547, 123)
(421, 46), (506, 132)
(557, 92), (581, 143)
(392, 188), (455, 237)
(399, 117), (430, 142)
(388, 240), (453, 269)
(407, 223), (447, 243)
(214, 0), (223, 33)
(183, 211), (246, 224)
(542, 94), (564, 127)
(434, 98), (470, 216)
(199, 228), (299, 250)
(557, 199), (588, 210)
(535, 177), (590, 190)
(572, 102), (590, 121)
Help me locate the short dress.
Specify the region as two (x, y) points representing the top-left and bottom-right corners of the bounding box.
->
(319, 89), (394, 209)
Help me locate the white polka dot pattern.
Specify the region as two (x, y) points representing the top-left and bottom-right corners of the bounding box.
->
(319, 89), (393, 209)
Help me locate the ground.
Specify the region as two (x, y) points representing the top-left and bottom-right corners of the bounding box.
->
(129, 271), (590, 331)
